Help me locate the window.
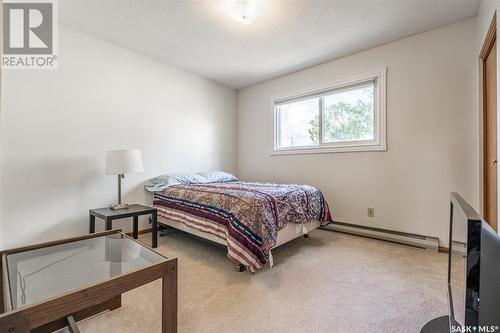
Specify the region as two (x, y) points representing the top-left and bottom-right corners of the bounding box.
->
(273, 69), (386, 154)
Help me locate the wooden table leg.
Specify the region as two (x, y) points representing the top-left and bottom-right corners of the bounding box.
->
(133, 216), (139, 239)
(89, 215), (96, 234)
(162, 258), (177, 333)
(152, 211), (158, 248)
(105, 218), (112, 231)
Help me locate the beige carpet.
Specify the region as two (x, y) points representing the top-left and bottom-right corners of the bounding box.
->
(77, 228), (448, 333)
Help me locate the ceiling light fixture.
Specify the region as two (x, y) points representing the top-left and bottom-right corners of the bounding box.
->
(223, 0), (265, 25)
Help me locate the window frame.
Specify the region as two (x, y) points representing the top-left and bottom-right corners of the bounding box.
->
(271, 68), (387, 155)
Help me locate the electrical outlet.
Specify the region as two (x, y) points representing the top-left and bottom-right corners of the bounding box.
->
(368, 208), (375, 217)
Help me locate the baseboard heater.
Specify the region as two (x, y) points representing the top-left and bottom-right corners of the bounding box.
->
(320, 221), (439, 252)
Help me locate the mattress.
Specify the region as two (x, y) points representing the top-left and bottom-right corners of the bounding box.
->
(153, 181), (332, 271)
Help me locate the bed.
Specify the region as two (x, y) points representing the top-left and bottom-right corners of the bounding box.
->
(145, 172), (332, 272)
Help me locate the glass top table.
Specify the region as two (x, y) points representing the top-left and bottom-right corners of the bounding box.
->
(0, 230), (177, 333)
(6, 232), (167, 309)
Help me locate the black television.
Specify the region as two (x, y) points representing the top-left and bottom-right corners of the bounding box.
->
(421, 193), (500, 333)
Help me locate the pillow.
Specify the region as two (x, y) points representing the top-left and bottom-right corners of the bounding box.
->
(144, 171), (238, 192)
(144, 172), (206, 192)
(196, 171), (238, 183)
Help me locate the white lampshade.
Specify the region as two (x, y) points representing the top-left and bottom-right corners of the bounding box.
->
(105, 149), (144, 175)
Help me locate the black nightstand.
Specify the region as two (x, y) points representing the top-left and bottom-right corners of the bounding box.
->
(89, 204), (158, 248)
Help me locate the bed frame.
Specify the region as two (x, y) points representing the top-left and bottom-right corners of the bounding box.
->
(156, 216), (321, 271)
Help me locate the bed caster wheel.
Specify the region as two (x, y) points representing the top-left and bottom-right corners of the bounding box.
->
(236, 264), (246, 272)
(303, 234), (309, 238)
(153, 220), (167, 237)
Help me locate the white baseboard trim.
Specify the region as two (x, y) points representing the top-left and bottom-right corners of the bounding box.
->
(320, 221), (439, 252)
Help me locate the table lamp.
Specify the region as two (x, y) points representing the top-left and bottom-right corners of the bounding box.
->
(105, 149), (144, 210)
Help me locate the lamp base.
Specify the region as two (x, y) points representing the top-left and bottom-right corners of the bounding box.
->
(110, 203), (129, 210)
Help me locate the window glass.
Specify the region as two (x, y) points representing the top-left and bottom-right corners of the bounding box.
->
(322, 83), (374, 143)
(276, 97), (319, 148)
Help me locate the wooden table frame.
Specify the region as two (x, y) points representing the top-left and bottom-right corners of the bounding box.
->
(89, 205), (158, 248)
(0, 230), (177, 333)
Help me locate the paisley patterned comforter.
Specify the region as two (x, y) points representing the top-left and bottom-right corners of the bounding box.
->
(153, 181), (332, 271)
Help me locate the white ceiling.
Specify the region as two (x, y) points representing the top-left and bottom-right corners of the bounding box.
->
(60, 0), (479, 89)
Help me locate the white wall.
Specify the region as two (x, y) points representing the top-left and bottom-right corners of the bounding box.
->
(238, 18), (479, 245)
(478, 1), (498, 45)
(0, 26), (238, 249)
